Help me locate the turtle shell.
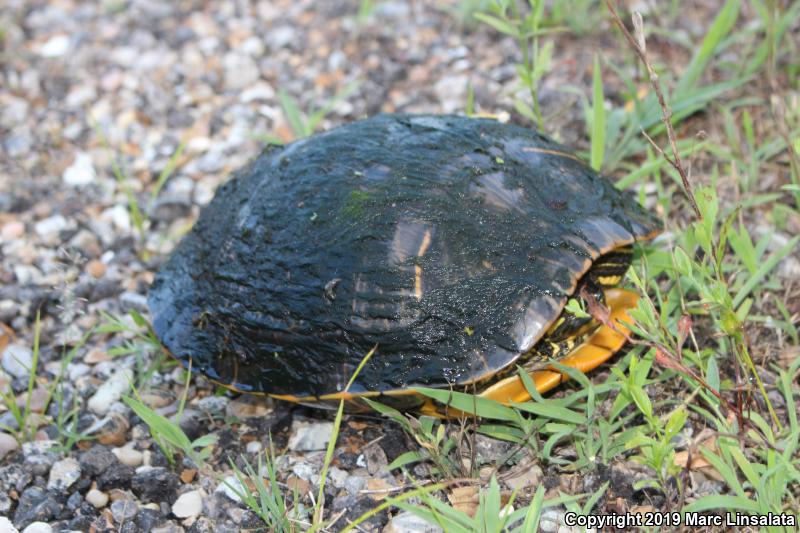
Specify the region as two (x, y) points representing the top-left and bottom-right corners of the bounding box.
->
(148, 114), (660, 399)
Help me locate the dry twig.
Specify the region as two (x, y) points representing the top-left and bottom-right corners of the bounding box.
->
(605, 0), (703, 220)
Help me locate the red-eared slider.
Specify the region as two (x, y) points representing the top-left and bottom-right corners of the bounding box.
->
(148, 114), (660, 414)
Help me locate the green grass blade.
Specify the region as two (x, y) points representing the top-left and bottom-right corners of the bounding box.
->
(590, 54), (606, 171)
(511, 401), (586, 425)
(676, 0), (740, 94)
(733, 236), (799, 308)
(151, 141), (186, 200)
(310, 346), (376, 531)
(413, 388), (518, 421)
(278, 89), (308, 139)
(683, 494), (760, 513)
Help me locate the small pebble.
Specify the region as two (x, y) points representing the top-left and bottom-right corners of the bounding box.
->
(88, 368), (133, 415)
(1, 221), (25, 241)
(119, 292), (148, 313)
(140, 389), (175, 408)
(171, 490), (202, 518)
(2, 344), (33, 379)
(197, 396), (229, 414)
(21, 523), (52, 533)
(86, 259), (107, 279)
(97, 413), (130, 447)
(86, 488), (109, 508)
(113, 445), (144, 467)
(111, 499), (138, 522)
(33, 215), (67, 244)
(383, 511), (443, 533)
(47, 457), (81, 491)
(84, 348), (111, 364)
(225, 396), (271, 419)
(0, 517), (18, 533)
(0, 432), (19, 461)
(62, 152), (96, 186)
(287, 419), (334, 452)
(131, 466), (180, 503)
(215, 475), (246, 503)
(78, 445), (117, 477)
(38, 35), (70, 57)
(151, 523), (184, 533)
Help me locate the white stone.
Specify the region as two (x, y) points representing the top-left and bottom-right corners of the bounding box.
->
(2, 344), (33, 378)
(223, 52), (260, 90)
(240, 36), (265, 56)
(266, 26), (295, 49)
(21, 523), (52, 533)
(240, 82), (275, 103)
(287, 419), (334, 452)
(34, 215), (67, 242)
(541, 509), (568, 532)
(63, 152), (96, 186)
(67, 362), (91, 381)
(113, 445), (144, 467)
(48, 457), (81, 491)
(291, 461), (319, 484)
(172, 490), (203, 518)
(38, 35), (70, 57)
(0, 517), (19, 533)
(85, 488), (109, 508)
(245, 441), (262, 454)
(328, 466), (349, 488)
(87, 368), (133, 415)
(13, 265), (43, 286)
(102, 205), (131, 232)
(216, 475), (247, 503)
(383, 511), (443, 533)
(22, 439), (59, 457)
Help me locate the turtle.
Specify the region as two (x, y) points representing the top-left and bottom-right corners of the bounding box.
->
(148, 113), (660, 415)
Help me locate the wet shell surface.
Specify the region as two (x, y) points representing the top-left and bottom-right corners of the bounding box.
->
(148, 114), (660, 398)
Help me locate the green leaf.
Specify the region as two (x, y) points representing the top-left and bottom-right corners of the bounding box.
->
(151, 141), (186, 200)
(683, 494), (760, 514)
(733, 235), (799, 308)
(664, 408), (688, 440)
(705, 356), (720, 394)
(191, 434), (218, 448)
(124, 395), (191, 453)
(413, 388), (519, 421)
(590, 54), (606, 171)
(465, 83), (475, 116)
(511, 401), (586, 425)
(473, 12), (519, 37)
(387, 450), (425, 471)
(676, 0), (740, 94)
(278, 89), (308, 138)
(673, 247), (693, 277)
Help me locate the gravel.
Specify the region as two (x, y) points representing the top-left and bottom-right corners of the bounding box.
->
(87, 368), (134, 415)
(287, 419), (334, 452)
(1, 344), (33, 379)
(131, 467), (180, 504)
(85, 489), (109, 509)
(172, 489), (203, 519)
(46, 458), (81, 492)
